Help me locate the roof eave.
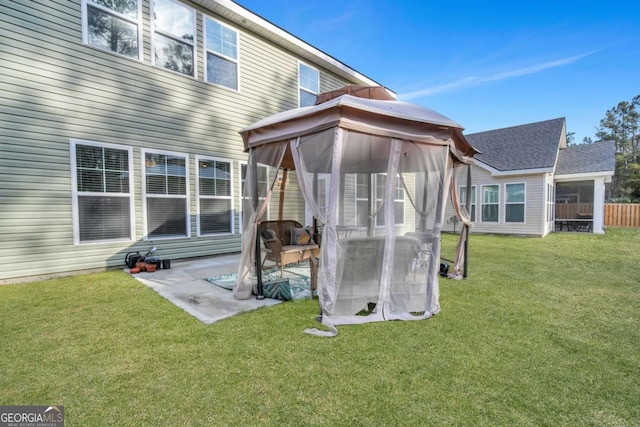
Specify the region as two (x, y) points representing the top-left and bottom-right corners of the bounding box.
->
(191, 0), (386, 89)
(474, 159), (554, 176)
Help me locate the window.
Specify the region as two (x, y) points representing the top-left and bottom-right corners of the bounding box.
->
(546, 183), (554, 222)
(71, 140), (134, 244)
(505, 183), (525, 223)
(459, 185), (476, 222)
(299, 63), (319, 107)
(481, 185), (499, 222)
(143, 150), (189, 238)
(374, 174), (405, 226)
(152, 0), (195, 77)
(83, 0), (142, 59)
(205, 17), (239, 90)
(197, 157), (233, 235)
(355, 174), (370, 227)
(316, 175), (329, 218)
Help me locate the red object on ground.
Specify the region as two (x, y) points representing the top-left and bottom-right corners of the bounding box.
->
(129, 267), (141, 274)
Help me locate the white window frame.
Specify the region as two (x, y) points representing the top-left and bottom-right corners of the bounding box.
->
(481, 184), (500, 223)
(546, 183), (554, 223)
(505, 183), (526, 223)
(459, 185), (476, 222)
(70, 139), (135, 245)
(305, 174), (330, 225)
(354, 173), (370, 227)
(298, 62), (319, 107)
(196, 156), (234, 236)
(151, 0), (197, 78)
(203, 16), (240, 91)
(81, 0), (143, 60)
(238, 161), (269, 233)
(141, 149), (190, 240)
(374, 174), (405, 227)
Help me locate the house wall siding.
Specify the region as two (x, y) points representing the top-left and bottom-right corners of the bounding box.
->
(443, 165), (547, 236)
(0, 0), (353, 282)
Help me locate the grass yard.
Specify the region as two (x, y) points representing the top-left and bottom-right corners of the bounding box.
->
(1, 228), (639, 426)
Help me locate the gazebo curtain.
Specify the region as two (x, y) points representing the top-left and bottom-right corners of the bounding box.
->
(287, 128), (455, 335)
(234, 143), (287, 299)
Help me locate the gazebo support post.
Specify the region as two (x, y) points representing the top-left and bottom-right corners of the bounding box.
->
(278, 169), (287, 220)
(420, 171), (429, 232)
(312, 173), (319, 240)
(252, 150), (265, 299)
(367, 173), (374, 237)
(463, 165), (471, 279)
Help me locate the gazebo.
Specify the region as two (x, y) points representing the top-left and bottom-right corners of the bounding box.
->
(235, 86), (477, 336)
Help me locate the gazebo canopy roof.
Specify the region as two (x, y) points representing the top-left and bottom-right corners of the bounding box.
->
(240, 91), (477, 165)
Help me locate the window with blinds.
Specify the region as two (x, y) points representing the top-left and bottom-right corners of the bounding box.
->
(144, 150), (189, 238)
(72, 140), (134, 244)
(197, 157), (233, 235)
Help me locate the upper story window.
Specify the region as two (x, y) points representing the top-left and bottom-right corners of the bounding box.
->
(205, 17), (239, 90)
(152, 0), (196, 77)
(71, 140), (135, 244)
(299, 63), (319, 107)
(505, 183), (526, 223)
(481, 184), (499, 222)
(83, 0), (142, 60)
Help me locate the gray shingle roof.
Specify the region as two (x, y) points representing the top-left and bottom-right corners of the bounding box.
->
(555, 140), (616, 175)
(467, 117), (566, 171)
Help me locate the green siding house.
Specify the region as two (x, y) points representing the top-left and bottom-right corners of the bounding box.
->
(0, 0), (382, 283)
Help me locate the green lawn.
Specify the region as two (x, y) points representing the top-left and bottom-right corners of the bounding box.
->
(1, 229), (639, 426)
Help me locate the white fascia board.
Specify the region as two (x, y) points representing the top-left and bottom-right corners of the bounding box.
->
(474, 159), (553, 177)
(554, 171), (615, 182)
(192, 0), (387, 90)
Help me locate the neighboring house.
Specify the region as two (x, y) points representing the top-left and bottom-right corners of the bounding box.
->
(0, 0), (384, 283)
(443, 118), (615, 236)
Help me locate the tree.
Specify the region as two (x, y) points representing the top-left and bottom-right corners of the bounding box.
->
(595, 95), (640, 200)
(566, 131), (576, 145)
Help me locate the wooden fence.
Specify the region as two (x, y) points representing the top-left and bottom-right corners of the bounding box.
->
(604, 203), (640, 227)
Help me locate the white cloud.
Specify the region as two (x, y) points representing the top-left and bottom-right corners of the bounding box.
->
(398, 51), (596, 101)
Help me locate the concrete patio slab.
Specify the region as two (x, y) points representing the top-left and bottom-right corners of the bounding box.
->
(129, 253), (282, 324)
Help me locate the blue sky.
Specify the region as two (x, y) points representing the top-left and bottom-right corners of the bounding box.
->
(236, 0), (639, 142)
